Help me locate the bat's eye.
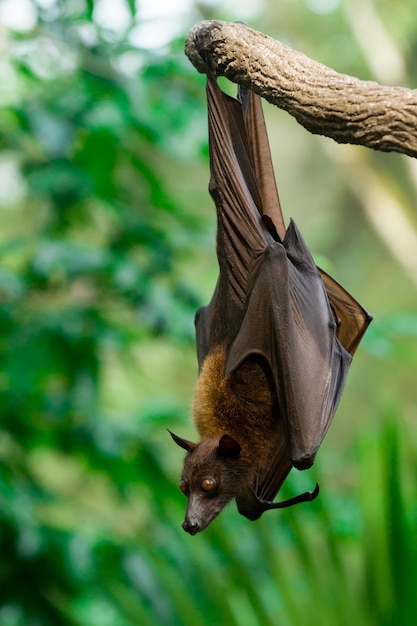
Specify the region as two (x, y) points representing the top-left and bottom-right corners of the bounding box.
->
(201, 478), (216, 493)
(179, 479), (187, 495)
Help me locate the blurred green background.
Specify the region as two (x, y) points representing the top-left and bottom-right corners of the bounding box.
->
(0, 0), (416, 624)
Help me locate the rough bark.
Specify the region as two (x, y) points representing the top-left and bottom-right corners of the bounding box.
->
(185, 20), (417, 158)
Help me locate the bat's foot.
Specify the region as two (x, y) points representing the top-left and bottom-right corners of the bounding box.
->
(263, 482), (320, 510)
(237, 483), (320, 520)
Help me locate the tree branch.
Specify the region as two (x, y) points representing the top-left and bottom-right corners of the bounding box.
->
(185, 20), (417, 158)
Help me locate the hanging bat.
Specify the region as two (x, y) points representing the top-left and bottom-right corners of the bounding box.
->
(170, 68), (372, 535)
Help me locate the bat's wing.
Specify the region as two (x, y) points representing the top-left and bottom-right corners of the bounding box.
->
(319, 269), (373, 356)
(195, 71), (279, 367)
(196, 71), (371, 504)
(238, 85), (286, 240)
(225, 219), (351, 469)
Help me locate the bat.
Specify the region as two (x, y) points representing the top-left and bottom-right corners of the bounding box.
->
(170, 68), (372, 535)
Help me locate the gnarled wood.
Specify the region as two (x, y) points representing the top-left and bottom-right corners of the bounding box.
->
(185, 20), (417, 158)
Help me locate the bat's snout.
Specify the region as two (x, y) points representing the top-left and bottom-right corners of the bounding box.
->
(182, 519), (201, 535)
(182, 492), (223, 534)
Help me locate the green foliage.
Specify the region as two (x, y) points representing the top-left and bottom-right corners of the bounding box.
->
(0, 1), (417, 625)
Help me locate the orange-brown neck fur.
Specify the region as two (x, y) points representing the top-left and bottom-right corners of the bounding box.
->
(192, 348), (278, 472)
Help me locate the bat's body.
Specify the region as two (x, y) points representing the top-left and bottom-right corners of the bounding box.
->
(170, 69), (372, 535)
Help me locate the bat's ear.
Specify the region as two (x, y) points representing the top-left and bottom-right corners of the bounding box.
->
(218, 434), (242, 459)
(168, 430), (196, 453)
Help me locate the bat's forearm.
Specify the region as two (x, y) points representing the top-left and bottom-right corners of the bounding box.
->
(185, 20), (417, 158)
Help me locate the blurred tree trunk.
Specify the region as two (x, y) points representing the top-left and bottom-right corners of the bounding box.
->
(185, 20), (417, 158)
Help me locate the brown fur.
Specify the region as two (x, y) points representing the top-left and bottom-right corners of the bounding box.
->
(192, 348), (278, 471)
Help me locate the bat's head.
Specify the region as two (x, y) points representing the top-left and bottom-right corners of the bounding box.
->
(169, 430), (248, 535)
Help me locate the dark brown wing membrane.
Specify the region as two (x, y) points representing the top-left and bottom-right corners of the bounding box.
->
(319, 269), (373, 356)
(195, 72), (277, 364)
(238, 85), (286, 239)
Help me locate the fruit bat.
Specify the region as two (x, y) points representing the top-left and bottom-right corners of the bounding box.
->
(170, 68), (372, 535)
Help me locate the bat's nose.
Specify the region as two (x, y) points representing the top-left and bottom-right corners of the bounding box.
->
(182, 519), (200, 535)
